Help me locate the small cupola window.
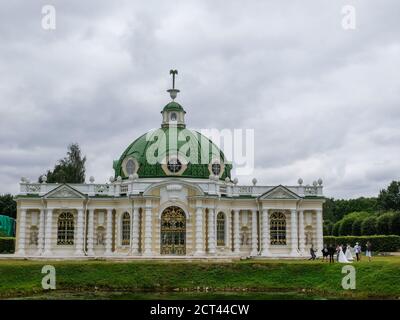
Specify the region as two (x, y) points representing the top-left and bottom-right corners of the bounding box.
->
(167, 158), (182, 173)
(170, 112), (177, 121)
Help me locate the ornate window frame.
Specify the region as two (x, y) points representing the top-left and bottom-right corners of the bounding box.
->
(161, 154), (188, 176)
(216, 212), (226, 246)
(122, 157), (139, 177)
(208, 158), (225, 178)
(121, 212), (131, 246)
(270, 211), (287, 246)
(57, 211), (75, 246)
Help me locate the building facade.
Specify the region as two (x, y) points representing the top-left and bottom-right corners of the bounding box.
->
(14, 81), (325, 259)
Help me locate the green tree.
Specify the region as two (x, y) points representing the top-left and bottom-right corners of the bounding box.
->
(390, 212), (400, 235)
(40, 143), (86, 183)
(337, 211), (371, 236)
(332, 221), (341, 236)
(323, 220), (334, 236)
(352, 218), (363, 236)
(0, 194), (17, 219)
(361, 216), (378, 235)
(339, 216), (356, 236)
(378, 181), (400, 211)
(323, 199), (335, 222)
(323, 197), (377, 222)
(376, 212), (394, 235)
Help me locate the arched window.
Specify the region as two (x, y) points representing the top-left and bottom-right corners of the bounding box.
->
(121, 212), (131, 245)
(270, 212), (286, 245)
(57, 212), (74, 245)
(217, 212), (225, 246)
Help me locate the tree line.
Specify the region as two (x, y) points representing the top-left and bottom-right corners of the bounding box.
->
(323, 181), (400, 236)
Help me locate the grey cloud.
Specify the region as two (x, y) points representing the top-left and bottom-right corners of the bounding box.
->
(1, 0), (400, 198)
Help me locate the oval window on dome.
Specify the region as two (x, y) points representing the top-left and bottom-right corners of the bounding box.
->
(126, 159), (136, 175)
(167, 158), (182, 173)
(212, 163), (221, 175)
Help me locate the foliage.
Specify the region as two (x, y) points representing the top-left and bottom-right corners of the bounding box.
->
(40, 143), (86, 184)
(351, 218), (363, 236)
(361, 216), (378, 236)
(332, 221), (341, 236)
(323, 220), (334, 236)
(324, 235), (400, 252)
(378, 181), (400, 211)
(0, 237), (15, 253)
(390, 212), (400, 235)
(376, 212), (394, 235)
(338, 212), (371, 236)
(0, 194), (17, 219)
(323, 197), (377, 222)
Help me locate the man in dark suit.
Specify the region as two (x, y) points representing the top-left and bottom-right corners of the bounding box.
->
(327, 244), (335, 263)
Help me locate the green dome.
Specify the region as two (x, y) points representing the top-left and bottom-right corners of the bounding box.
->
(113, 126), (232, 180)
(162, 101), (185, 113)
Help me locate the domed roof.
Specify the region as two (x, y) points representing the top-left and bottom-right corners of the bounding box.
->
(113, 126), (232, 180)
(162, 101), (185, 113)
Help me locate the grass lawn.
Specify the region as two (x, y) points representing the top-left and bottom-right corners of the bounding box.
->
(1, 256), (399, 299)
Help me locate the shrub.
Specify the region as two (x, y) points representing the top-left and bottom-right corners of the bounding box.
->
(339, 216), (356, 236)
(376, 212), (394, 235)
(332, 221), (341, 236)
(352, 218), (363, 236)
(323, 235), (400, 252)
(361, 216), (377, 235)
(390, 212), (400, 235)
(0, 237), (15, 253)
(323, 220), (334, 236)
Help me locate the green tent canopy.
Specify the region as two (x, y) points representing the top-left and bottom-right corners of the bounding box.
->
(0, 215), (15, 237)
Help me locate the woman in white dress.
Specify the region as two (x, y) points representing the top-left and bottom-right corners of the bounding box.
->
(345, 244), (354, 261)
(338, 245), (351, 263)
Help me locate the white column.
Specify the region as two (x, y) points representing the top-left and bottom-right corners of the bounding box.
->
(131, 207), (140, 255)
(37, 209), (45, 255)
(233, 210), (240, 254)
(251, 210), (258, 256)
(87, 209), (94, 256)
(207, 208), (216, 254)
(226, 211), (232, 251)
(43, 209), (53, 256)
(105, 208), (113, 255)
(290, 209), (298, 256)
(299, 210), (306, 254)
(316, 209), (323, 257)
(74, 208), (84, 255)
(17, 209), (26, 255)
(194, 201), (204, 255)
(261, 208), (270, 256)
(143, 201), (153, 256)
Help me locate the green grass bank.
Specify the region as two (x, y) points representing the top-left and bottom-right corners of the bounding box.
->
(0, 256), (399, 299)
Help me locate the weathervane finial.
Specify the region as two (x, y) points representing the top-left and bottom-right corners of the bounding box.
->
(167, 69), (180, 100)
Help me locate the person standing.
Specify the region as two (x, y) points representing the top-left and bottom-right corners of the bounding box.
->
(336, 245), (340, 262)
(309, 245), (316, 260)
(328, 244), (335, 263)
(366, 241), (372, 262)
(322, 245), (328, 262)
(354, 242), (361, 261)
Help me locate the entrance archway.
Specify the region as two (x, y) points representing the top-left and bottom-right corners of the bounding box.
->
(160, 206), (186, 255)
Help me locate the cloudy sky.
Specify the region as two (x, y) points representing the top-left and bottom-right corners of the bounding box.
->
(0, 0), (399, 198)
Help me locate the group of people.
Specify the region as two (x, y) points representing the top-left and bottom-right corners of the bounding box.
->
(309, 241), (372, 263)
